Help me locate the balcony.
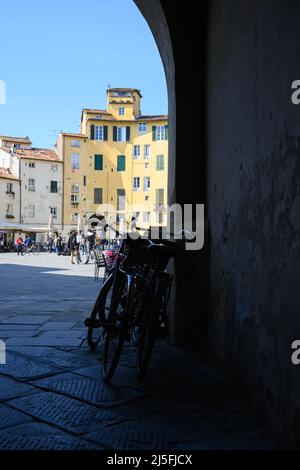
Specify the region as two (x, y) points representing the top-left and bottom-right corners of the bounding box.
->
(6, 191), (15, 196)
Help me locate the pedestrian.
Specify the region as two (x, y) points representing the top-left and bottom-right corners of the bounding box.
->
(67, 230), (80, 264)
(15, 234), (24, 256)
(55, 234), (62, 255)
(24, 234), (33, 250)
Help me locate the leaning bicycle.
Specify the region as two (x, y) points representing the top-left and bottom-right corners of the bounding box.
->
(101, 233), (176, 382)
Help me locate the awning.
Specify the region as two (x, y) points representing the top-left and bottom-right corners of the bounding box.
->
(0, 220), (57, 233)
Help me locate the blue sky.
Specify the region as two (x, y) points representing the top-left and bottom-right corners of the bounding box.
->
(0, 0), (167, 148)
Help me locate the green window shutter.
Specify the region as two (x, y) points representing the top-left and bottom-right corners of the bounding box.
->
(126, 126), (130, 141)
(165, 125), (168, 140)
(90, 125), (95, 140)
(113, 126), (117, 141)
(117, 155), (126, 171)
(103, 126), (108, 141)
(156, 154), (164, 171)
(152, 126), (157, 141)
(94, 154), (103, 170)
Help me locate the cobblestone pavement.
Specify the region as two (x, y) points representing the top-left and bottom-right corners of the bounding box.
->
(0, 253), (276, 450)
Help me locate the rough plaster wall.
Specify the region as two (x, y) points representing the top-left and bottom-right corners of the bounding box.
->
(207, 0), (300, 445)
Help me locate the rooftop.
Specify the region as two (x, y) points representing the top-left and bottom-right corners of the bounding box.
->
(0, 135), (32, 145)
(14, 148), (61, 162)
(107, 87), (142, 97)
(0, 168), (19, 180)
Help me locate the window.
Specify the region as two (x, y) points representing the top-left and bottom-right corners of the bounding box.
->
(28, 178), (35, 191)
(118, 107), (125, 115)
(156, 188), (164, 204)
(94, 154), (103, 171)
(71, 140), (80, 147)
(6, 182), (13, 193)
(94, 126), (103, 140)
(156, 212), (164, 224)
(94, 188), (102, 204)
(117, 155), (126, 171)
(51, 164), (58, 172)
(50, 181), (58, 193)
(71, 183), (79, 193)
(91, 125), (108, 141)
(133, 177), (140, 192)
(83, 176), (87, 186)
(143, 176), (151, 192)
(145, 163), (149, 169)
(152, 125), (168, 141)
(28, 162), (35, 168)
(143, 212), (150, 223)
(113, 126), (130, 142)
(144, 144), (151, 159)
(71, 212), (78, 222)
(112, 91), (131, 97)
(71, 194), (79, 203)
(156, 154), (164, 171)
(6, 203), (13, 216)
(71, 153), (80, 170)
(50, 207), (57, 219)
(138, 122), (147, 134)
(133, 145), (140, 159)
(117, 189), (126, 211)
(145, 195), (149, 201)
(27, 204), (35, 218)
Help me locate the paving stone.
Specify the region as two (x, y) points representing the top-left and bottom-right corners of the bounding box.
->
(0, 325), (38, 331)
(0, 331), (37, 338)
(0, 422), (102, 450)
(1, 315), (51, 325)
(0, 351), (60, 380)
(8, 346), (96, 369)
(8, 391), (124, 435)
(73, 365), (144, 391)
(31, 372), (144, 406)
(6, 337), (82, 347)
(0, 403), (32, 430)
(0, 375), (37, 401)
(85, 421), (170, 450)
(38, 322), (77, 330)
(38, 330), (84, 339)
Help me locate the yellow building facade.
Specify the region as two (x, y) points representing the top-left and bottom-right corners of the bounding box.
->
(56, 88), (168, 234)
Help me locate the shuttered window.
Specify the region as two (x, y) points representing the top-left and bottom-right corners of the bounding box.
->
(94, 188), (102, 204)
(94, 154), (103, 170)
(156, 154), (164, 171)
(117, 155), (126, 171)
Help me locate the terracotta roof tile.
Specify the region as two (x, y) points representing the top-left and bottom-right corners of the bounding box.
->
(14, 148), (62, 162)
(107, 87), (142, 97)
(0, 168), (19, 180)
(137, 115), (168, 121)
(0, 135), (32, 144)
(61, 133), (87, 138)
(82, 109), (113, 116)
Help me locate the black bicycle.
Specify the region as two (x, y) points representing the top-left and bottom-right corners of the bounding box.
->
(100, 234), (175, 382)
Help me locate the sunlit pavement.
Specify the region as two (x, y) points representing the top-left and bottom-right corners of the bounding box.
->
(0, 253), (276, 450)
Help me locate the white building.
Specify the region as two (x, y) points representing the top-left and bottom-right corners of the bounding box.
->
(0, 169), (20, 248)
(0, 137), (63, 242)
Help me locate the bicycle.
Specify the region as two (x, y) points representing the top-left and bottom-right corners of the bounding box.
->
(85, 227), (177, 383)
(23, 242), (41, 255)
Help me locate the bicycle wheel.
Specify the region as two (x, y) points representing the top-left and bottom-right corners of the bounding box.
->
(86, 273), (113, 349)
(136, 280), (162, 379)
(102, 273), (130, 383)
